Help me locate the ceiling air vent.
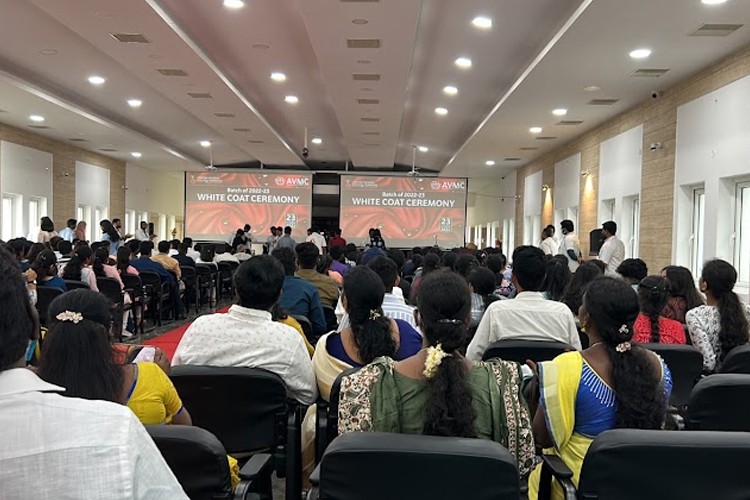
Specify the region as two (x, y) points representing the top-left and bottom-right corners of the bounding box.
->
(214, 112), (235, 118)
(157, 68), (188, 76)
(233, 128), (251, 132)
(557, 120), (584, 126)
(347, 39), (381, 49)
(28, 125), (50, 129)
(247, 140), (264, 144)
(67, 138), (87, 142)
(689, 23), (743, 37)
(504, 157), (522, 161)
(629, 69), (669, 78)
(519, 147), (539, 151)
(357, 98), (380, 105)
(362, 131), (380, 136)
(341, 0), (379, 2)
(587, 99), (619, 106)
(187, 92), (212, 99)
(536, 136), (557, 141)
(361, 117), (380, 122)
(99, 148), (118, 152)
(110, 33), (151, 44)
(353, 73), (380, 81)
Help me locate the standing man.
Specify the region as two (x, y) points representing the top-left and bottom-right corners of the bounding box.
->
(558, 219), (582, 273)
(265, 226), (279, 254)
(329, 228), (346, 248)
(540, 225), (557, 256)
(58, 219), (77, 242)
(305, 227), (326, 255)
(276, 226), (296, 250)
(112, 218), (132, 241)
(598, 220), (625, 277)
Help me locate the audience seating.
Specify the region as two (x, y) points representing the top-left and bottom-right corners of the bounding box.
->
(64, 279), (89, 290)
(121, 274), (146, 335)
(640, 343), (703, 409)
(718, 344), (750, 374)
(308, 432), (520, 500)
(180, 266), (199, 314)
(36, 286), (64, 327)
(170, 366), (302, 500)
(146, 425), (272, 500)
(538, 429), (750, 500)
(686, 374), (750, 431)
(217, 261), (238, 300)
(195, 264), (217, 310)
(139, 271), (171, 327)
(292, 314), (315, 344)
(481, 339), (573, 364)
(315, 367), (360, 463)
(97, 277), (128, 341)
(321, 305), (338, 332)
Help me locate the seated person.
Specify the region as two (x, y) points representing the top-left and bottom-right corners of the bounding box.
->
(271, 304), (314, 356)
(272, 247), (326, 338)
(32, 250), (67, 291)
(173, 243), (196, 269)
(130, 241), (176, 284)
(151, 240), (182, 279)
(561, 262), (602, 317)
(295, 242), (339, 308)
(660, 265), (704, 323)
(0, 248), (186, 498)
(466, 246), (581, 361)
(632, 276), (686, 344)
(468, 266), (497, 327)
(617, 258), (648, 291)
(214, 244), (240, 264)
(527, 277), (672, 499)
(337, 270), (535, 477)
(59, 245), (99, 291)
(172, 256), (316, 405)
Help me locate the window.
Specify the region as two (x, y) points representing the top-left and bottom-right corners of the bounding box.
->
(600, 198), (615, 223)
(2, 194), (18, 241)
(734, 182), (750, 287)
(630, 197), (640, 258)
(28, 198), (40, 237)
(690, 188), (705, 278)
(158, 213), (167, 241)
(125, 210), (136, 236)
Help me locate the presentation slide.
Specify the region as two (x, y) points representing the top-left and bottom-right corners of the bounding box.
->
(185, 172), (312, 240)
(339, 175), (467, 248)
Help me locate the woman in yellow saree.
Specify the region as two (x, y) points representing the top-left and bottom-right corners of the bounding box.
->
(528, 277), (672, 499)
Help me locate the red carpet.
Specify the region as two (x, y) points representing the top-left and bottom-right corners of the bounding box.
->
(143, 305), (231, 361)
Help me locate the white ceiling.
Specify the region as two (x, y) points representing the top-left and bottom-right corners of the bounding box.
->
(0, 0), (748, 177)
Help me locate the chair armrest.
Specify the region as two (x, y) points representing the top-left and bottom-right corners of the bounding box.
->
(234, 454), (273, 500)
(309, 464), (321, 486)
(316, 398), (329, 464)
(239, 453), (273, 480)
(542, 455), (573, 479)
(539, 455), (577, 500)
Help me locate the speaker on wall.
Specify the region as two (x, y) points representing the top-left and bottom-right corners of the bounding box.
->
(589, 229), (604, 256)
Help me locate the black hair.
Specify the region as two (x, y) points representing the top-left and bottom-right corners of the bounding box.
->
(560, 219), (574, 233)
(58, 240), (72, 256)
(183, 237), (193, 248)
(40, 216), (55, 232)
(31, 250), (57, 282)
(157, 240), (170, 253)
(617, 258), (648, 284)
(511, 245), (546, 291)
(387, 249), (406, 272)
(468, 267), (498, 312)
(199, 244), (215, 263)
(100, 219), (119, 242)
(416, 270), (476, 438)
(0, 247), (38, 370)
(589, 259), (606, 274)
(272, 247), (297, 276)
(542, 257), (572, 302)
(126, 239), (141, 255)
(584, 277), (667, 429)
(316, 254), (333, 274)
(284, 226), (292, 235)
(92, 247), (110, 278)
(62, 245), (93, 281)
(138, 240), (153, 257)
(661, 266), (704, 311)
(234, 255), (284, 310)
(170, 239), (180, 249)
(27, 243), (47, 264)
(66, 218), (77, 229)
(367, 256), (399, 289)
(701, 260), (750, 361)
(295, 242), (319, 269)
(486, 254), (505, 274)
(542, 226), (555, 238)
(602, 220), (617, 235)
(441, 252), (458, 270)
(116, 246), (133, 274)
(343, 266), (396, 364)
(562, 261), (603, 316)
(453, 254), (479, 278)
(177, 243), (188, 254)
(37, 289), (122, 403)
(329, 246), (344, 261)
(345, 243), (356, 254)
(637, 276), (670, 343)
(422, 253), (441, 277)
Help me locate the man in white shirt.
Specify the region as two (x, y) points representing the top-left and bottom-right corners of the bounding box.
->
(0, 251), (186, 499)
(172, 255), (317, 405)
(183, 237), (201, 261)
(134, 221), (151, 241)
(558, 219), (582, 273)
(540, 225), (557, 256)
(305, 227), (327, 255)
(466, 245), (581, 360)
(597, 220), (625, 277)
(58, 218), (77, 242)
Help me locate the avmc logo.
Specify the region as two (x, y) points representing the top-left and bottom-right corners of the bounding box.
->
(441, 180), (466, 190)
(276, 176), (310, 187)
(274, 177), (286, 186)
(430, 180), (441, 190)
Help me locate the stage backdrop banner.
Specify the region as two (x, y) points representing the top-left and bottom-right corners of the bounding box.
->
(185, 172), (312, 240)
(339, 175), (467, 248)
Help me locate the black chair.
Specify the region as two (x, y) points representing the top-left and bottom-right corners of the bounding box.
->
(121, 274), (146, 334)
(170, 366), (302, 500)
(718, 344), (750, 374)
(309, 432), (520, 500)
(686, 374), (750, 431)
(36, 286), (65, 327)
(481, 339), (573, 364)
(217, 261), (235, 300)
(195, 264), (217, 310)
(641, 343), (703, 409)
(321, 305), (338, 332)
(538, 429), (750, 500)
(180, 266), (199, 314)
(139, 271), (170, 327)
(315, 367), (360, 463)
(146, 425), (271, 500)
(292, 314), (315, 344)
(64, 279), (89, 290)
(97, 277), (128, 341)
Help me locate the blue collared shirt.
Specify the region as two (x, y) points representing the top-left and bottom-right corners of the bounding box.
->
(279, 276), (326, 336)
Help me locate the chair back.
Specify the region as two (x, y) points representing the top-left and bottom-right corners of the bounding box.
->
(121, 273), (143, 294)
(36, 286), (65, 326)
(481, 339), (572, 364)
(146, 425), (233, 500)
(170, 366), (289, 453)
(640, 343), (702, 408)
(718, 344), (750, 374)
(317, 432), (519, 500)
(138, 270), (162, 287)
(180, 265), (197, 284)
(578, 429), (750, 500)
(292, 314), (314, 343)
(686, 374), (750, 431)
(322, 305), (338, 332)
(64, 280), (89, 290)
(96, 277), (123, 304)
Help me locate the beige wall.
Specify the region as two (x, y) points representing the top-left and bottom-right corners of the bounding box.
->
(515, 43), (750, 272)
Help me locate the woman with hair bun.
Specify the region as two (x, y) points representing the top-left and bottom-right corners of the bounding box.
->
(632, 275), (686, 344)
(337, 270), (535, 477)
(687, 259), (750, 372)
(528, 277), (672, 499)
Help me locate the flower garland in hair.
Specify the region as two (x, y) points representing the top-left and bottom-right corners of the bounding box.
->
(423, 343), (449, 379)
(56, 311), (83, 324)
(369, 309), (381, 320)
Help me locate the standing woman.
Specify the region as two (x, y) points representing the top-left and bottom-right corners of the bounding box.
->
(686, 259), (750, 372)
(99, 219), (121, 256)
(37, 217), (57, 244)
(74, 220), (87, 242)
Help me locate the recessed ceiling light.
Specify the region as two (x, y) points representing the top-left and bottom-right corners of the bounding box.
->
(583, 85), (601, 92)
(352, 18), (369, 25)
(435, 107), (448, 116)
(418, 146), (429, 152)
(485, 160), (496, 166)
(454, 57), (472, 69)
(251, 43), (270, 50)
(471, 16), (493, 29)
(629, 48), (652, 59)
(311, 137), (323, 145)
(127, 99), (142, 108)
(223, 0), (245, 9)
(552, 108), (568, 116)
(270, 72), (287, 82)
(702, 0), (727, 4)
(39, 48), (58, 56)
(284, 95), (299, 104)
(200, 140), (212, 148)
(529, 126), (543, 134)
(443, 85), (458, 96)
(130, 152), (142, 158)
(87, 75), (106, 85)
(29, 115), (45, 122)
